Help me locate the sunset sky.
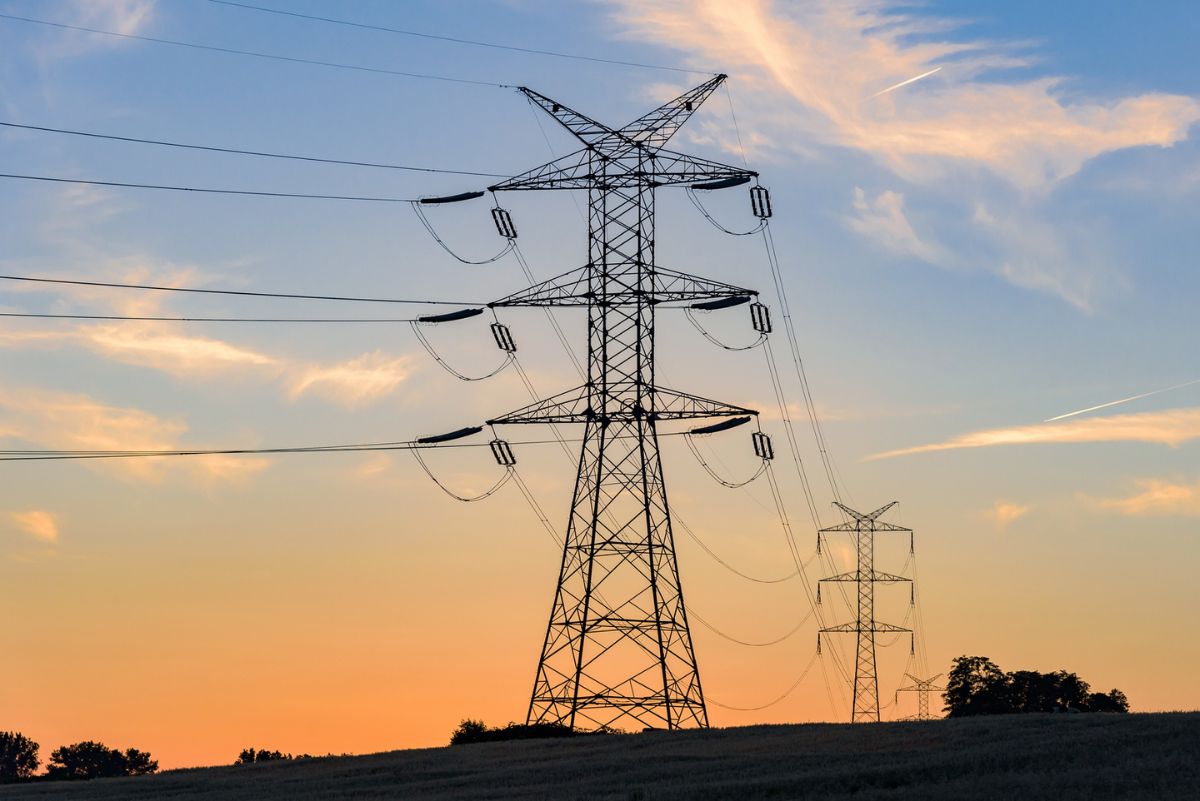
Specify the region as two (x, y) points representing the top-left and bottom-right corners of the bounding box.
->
(2, 0), (1198, 769)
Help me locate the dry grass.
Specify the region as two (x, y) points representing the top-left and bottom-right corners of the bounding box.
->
(2, 712), (1196, 800)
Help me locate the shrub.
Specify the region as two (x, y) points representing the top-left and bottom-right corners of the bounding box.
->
(450, 720), (581, 745)
(235, 748), (295, 765)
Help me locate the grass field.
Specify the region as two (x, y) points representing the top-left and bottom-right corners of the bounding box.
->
(2, 712), (1196, 800)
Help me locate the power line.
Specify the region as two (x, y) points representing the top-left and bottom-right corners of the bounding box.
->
(0, 312), (427, 323)
(0, 12), (510, 88)
(0, 121), (507, 178)
(0, 173), (423, 202)
(0, 274), (478, 305)
(208, 0), (711, 76)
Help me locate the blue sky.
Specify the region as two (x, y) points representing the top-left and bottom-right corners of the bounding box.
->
(1, 0), (1198, 766)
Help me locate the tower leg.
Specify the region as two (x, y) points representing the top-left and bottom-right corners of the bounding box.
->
(527, 418), (707, 731)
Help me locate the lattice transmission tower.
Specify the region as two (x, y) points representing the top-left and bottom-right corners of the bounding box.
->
(896, 673), (944, 721)
(484, 75), (760, 731)
(817, 502), (913, 723)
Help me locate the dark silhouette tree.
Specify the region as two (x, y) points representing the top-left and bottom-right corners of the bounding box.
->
(1085, 689), (1130, 713)
(45, 741), (158, 781)
(945, 656), (1129, 717)
(0, 731), (39, 782)
(945, 656), (1012, 716)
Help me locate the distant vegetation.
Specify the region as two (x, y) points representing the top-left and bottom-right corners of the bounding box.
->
(235, 748), (298, 765)
(449, 719), (585, 745)
(0, 734), (156, 784)
(945, 655), (1129, 716)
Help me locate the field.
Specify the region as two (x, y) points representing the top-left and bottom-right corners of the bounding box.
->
(2, 713), (1196, 800)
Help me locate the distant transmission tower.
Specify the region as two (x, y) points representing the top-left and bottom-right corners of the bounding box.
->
(485, 76), (760, 731)
(896, 673), (944, 721)
(817, 502), (913, 723)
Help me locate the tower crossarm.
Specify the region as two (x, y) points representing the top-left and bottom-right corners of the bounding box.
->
(820, 571), (911, 584)
(490, 264), (755, 308)
(518, 87), (631, 147)
(615, 73), (728, 151)
(820, 621), (912, 635)
(487, 385), (755, 425)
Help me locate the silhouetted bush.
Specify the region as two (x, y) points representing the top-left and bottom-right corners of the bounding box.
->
(945, 655), (1129, 717)
(0, 731), (39, 783)
(234, 748), (314, 765)
(45, 741), (158, 781)
(449, 719), (583, 745)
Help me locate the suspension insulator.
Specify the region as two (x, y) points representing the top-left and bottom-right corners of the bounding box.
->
(910, 585), (915, 605)
(817, 634), (822, 655)
(750, 302), (772, 334)
(490, 322), (517, 353)
(750, 185), (773, 219)
(817, 584), (822, 605)
(491, 206), (518, 240)
(817, 534), (822, 555)
(752, 430), (774, 460)
(490, 438), (517, 467)
(910, 634), (916, 656)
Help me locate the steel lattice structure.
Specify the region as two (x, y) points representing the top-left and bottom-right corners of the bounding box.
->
(817, 502), (913, 723)
(486, 75), (758, 731)
(896, 673), (944, 721)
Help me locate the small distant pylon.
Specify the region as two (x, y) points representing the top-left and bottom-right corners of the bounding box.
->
(816, 502), (913, 723)
(896, 673), (945, 721)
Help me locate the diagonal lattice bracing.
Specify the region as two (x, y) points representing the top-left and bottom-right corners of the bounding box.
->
(488, 76), (757, 731)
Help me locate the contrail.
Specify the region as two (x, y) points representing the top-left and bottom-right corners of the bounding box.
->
(1045, 378), (1200, 423)
(870, 66), (942, 98)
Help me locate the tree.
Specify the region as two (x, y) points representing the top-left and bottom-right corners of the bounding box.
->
(1085, 689), (1130, 713)
(945, 656), (1011, 717)
(944, 656), (1130, 717)
(0, 731), (39, 783)
(45, 741), (158, 781)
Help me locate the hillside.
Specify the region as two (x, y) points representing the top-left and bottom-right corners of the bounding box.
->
(2, 713), (1196, 800)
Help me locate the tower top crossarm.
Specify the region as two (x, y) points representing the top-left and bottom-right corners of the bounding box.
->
(820, 501), (912, 534)
(487, 75), (756, 193)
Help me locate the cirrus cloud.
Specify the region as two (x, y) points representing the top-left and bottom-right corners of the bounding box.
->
(869, 407), (1200, 460)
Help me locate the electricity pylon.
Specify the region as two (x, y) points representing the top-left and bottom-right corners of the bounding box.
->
(486, 75), (758, 731)
(896, 673), (944, 721)
(817, 502), (913, 723)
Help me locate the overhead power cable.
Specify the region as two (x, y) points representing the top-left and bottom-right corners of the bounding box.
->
(0, 121), (507, 178)
(0, 274), (478, 306)
(0, 312), (430, 323)
(0, 173), (422, 202)
(207, 0), (711, 76)
(0, 12), (510, 88)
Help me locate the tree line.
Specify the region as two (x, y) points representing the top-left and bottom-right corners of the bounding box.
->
(0, 734), (157, 783)
(945, 656), (1129, 716)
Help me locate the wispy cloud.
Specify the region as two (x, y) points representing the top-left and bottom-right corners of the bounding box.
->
(289, 352), (413, 408)
(605, 0), (1198, 309)
(0, 262), (414, 406)
(0, 386), (268, 482)
(11, 509), (60, 543)
(986, 500), (1030, 531)
(845, 187), (945, 263)
(607, 0), (1200, 187)
(1094, 479), (1200, 518)
(869, 407), (1200, 460)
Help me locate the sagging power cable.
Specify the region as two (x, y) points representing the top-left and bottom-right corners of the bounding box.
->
(0, 274), (481, 305)
(0, 121), (507, 178)
(0, 173), (422, 202)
